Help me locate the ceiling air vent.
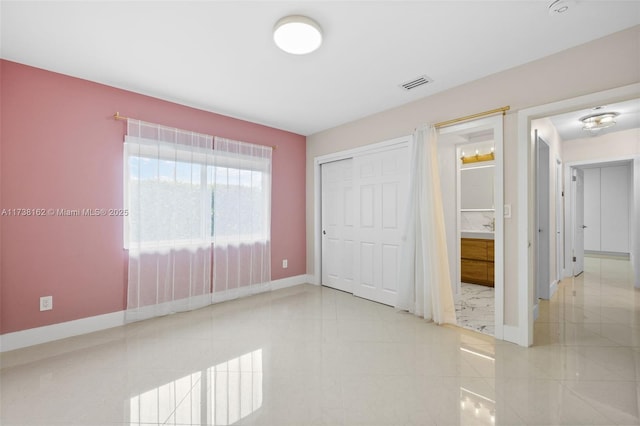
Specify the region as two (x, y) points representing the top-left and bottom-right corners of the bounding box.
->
(400, 75), (433, 91)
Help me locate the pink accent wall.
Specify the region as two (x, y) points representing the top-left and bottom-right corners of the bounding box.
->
(0, 60), (306, 334)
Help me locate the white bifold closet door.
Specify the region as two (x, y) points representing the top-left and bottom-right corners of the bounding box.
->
(321, 146), (409, 306)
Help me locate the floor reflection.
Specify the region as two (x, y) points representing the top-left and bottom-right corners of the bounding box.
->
(130, 349), (262, 426)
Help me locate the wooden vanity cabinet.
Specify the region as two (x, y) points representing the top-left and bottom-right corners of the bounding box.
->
(461, 238), (494, 287)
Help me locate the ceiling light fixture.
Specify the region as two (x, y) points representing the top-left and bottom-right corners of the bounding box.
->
(580, 112), (619, 132)
(273, 15), (323, 55)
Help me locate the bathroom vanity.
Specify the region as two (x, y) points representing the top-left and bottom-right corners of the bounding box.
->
(461, 236), (494, 287)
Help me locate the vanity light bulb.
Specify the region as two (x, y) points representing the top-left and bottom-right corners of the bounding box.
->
(475, 149), (479, 155)
(491, 147), (494, 152)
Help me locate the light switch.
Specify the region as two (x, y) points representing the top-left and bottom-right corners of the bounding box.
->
(504, 204), (512, 218)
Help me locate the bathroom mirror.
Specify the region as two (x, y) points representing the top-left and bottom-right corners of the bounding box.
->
(461, 166), (494, 209)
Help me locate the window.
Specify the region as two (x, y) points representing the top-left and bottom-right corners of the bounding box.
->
(124, 137), (270, 250)
(124, 138), (214, 250)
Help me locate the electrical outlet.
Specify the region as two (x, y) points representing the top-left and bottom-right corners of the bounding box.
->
(282, 259), (288, 269)
(40, 296), (53, 311)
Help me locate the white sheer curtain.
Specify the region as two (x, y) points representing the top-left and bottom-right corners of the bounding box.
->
(124, 120), (214, 322)
(212, 137), (272, 302)
(397, 126), (456, 324)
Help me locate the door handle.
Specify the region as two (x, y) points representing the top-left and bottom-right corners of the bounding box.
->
(323, 230), (326, 235)
(582, 225), (587, 229)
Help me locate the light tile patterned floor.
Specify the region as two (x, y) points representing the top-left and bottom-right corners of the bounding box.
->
(1, 256), (638, 425)
(455, 283), (495, 336)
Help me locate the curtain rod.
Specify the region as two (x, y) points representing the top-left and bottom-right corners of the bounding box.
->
(434, 106), (510, 129)
(113, 112), (277, 150)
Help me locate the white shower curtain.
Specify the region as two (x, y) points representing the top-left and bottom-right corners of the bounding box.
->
(397, 126), (456, 324)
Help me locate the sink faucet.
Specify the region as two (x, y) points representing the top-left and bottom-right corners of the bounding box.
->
(483, 218), (495, 231)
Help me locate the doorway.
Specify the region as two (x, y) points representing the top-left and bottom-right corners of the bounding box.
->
(438, 115), (504, 338)
(518, 86), (640, 346)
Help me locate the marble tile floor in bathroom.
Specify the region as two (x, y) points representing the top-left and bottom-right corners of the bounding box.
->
(455, 282), (495, 336)
(1, 255), (639, 425)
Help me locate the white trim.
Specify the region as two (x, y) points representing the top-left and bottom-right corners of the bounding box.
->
(0, 311), (125, 353)
(550, 279), (558, 299)
(502, 324), (523, 345)
(0, 274), (310, 352)
(313, 135), (412, 287)
(517, 83), (640, 348)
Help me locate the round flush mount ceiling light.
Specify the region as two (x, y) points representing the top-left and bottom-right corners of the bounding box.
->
(273, 15), (323, 55)
(580, 112), (619, 132)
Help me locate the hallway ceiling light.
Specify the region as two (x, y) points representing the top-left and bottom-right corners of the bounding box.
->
(273, 15), (323, 55)
(580, 112), (619, 132)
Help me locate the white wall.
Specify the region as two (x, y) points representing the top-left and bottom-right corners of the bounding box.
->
(306, 26), (640, 328)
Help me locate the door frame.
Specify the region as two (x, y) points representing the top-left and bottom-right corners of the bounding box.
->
(516, 82), (640, 347)
(564, 158), (636, 277)
(313, 135), (412, 286)
(570, 167), (585, 276)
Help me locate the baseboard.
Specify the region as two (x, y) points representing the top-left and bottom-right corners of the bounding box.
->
(271, 274), (314, 290)
(585, 250), (630, 259)
(0, 274), (311, 353)
(0, 310), (125, 353)
(502, 324), (527, 347)
(550, 279), (558, 298)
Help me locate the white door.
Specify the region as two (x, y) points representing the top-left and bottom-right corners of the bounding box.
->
(555, 159), (564, 282)
(353, 147), (410, 306)
(535, 134), (550, 300)
(600, 165), (630, 253)
(573, 168), (585, 276)
(321, 159), (355, 293)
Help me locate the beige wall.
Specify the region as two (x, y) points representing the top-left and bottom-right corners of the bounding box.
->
(563, 128), (640, 163)
(306, 26), (640, 327)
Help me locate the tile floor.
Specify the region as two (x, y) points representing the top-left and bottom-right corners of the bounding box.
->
(1, 256), (638, 425)
(455, 283), (495, 336)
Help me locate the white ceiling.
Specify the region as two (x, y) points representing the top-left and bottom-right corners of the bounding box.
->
(548, 98), (640, 141)
(2, 1), (639, 136)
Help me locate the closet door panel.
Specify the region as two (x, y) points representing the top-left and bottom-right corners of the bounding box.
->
(601, 165), (630, 253)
